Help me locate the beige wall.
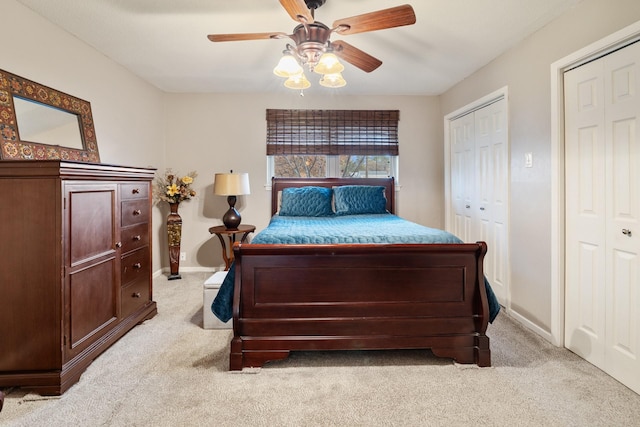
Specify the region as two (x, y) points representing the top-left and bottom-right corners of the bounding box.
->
(5, 0), (167, 269)
(440, 0), (640, 333)
(162, 93), (442, 270)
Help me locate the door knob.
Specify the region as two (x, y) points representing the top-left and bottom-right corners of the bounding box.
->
(622, 229), (632, 236)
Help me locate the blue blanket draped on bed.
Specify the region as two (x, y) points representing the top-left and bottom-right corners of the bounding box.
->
(212, 213), (500, 323)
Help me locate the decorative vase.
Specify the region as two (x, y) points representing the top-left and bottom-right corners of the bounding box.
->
(167, 202), (182, 280)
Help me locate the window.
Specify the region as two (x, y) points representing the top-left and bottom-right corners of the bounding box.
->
(273, 155), (393, 178)
(266, 109), (399, 179)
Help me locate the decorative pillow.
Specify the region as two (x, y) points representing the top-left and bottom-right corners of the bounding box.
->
(333, 185), (387, 215)
(279, 186), (334, 217)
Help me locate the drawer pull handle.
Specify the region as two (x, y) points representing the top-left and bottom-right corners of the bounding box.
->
(480, 207), (485, 211)
(133, 263), (142, 269)
(133, 235), (141, 241)
(132, 188), (140, 194)
(622, 229), (632, 236)
(133, 209), (142, 216)
(115, 242), (122, 248)
(132, 292), (141, 298)
(465, 205), (470, 209)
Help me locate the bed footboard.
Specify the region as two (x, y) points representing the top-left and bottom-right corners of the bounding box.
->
(230, 242), (490, 370)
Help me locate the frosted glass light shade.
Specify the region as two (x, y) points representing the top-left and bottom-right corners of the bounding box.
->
(319, 72), (347, 88)
(314, 53), (344, 75)
(213, 172), (251, 196)
(273, 54), (303, 77)
(284, 73), (311, 89)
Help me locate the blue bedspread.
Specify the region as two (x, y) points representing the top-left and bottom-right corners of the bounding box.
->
(212, 214), (500, 323)
(250, 214), (464, 244)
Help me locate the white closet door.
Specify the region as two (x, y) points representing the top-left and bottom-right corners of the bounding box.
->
(474, 100), (508, 301)
(603, 42), (640, 393)
(449, 98), (508, 304)
(565, 41), (640, 394)
(565, 58), (608, 368)
(450, 112), (475, 242)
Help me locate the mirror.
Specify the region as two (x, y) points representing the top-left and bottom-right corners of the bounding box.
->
(0, 69), (100, 162)
(14, 97), (84, 149)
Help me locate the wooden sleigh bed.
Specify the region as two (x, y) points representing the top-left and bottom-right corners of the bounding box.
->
(221, 177), (495, 370)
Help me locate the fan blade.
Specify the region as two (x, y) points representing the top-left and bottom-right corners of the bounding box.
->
(279, 0), (314, 23)
(332, 40), (382, 73)
(207, 32), (288, 42)
(333, 4), (416, 36)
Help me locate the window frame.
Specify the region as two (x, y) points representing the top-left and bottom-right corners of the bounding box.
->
(266, 155), (399, 188)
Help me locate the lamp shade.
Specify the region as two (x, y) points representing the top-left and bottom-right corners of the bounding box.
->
(213, 172), (250, 196)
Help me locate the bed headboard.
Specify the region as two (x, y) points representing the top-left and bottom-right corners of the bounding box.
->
(271, 177), (395, 216)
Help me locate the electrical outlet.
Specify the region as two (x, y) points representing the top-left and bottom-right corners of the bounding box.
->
(180, 252), (186, 261)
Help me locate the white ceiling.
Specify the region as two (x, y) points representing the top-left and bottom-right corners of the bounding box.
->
(17, 0), (582, 96)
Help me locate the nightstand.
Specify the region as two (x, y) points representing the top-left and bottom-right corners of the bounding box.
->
(208, 224), (256, 270)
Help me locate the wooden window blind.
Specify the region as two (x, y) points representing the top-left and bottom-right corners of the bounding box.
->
(266, 109), (399, 156)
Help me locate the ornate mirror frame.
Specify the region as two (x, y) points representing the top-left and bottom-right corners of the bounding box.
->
(0, 69), (100, 162)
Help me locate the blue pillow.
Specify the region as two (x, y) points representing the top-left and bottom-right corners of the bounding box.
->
(333, 185), (387, 215)
(279, 186), (334, 217)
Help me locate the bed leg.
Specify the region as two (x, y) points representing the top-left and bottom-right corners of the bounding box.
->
(229, 337), (244, 371)
(475, 335), (491, 367)
(229, 337), (292, 370)
(242, 350), (291, 369)
(431, 334), (491, 367)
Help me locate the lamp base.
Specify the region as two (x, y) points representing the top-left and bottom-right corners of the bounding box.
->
(222, 196), (241, 229)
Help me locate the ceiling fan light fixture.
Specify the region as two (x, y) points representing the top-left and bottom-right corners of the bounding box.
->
(284, 73), (311, 90)
(313, 52), (344, 75)
(208, 3), (418, 92)
(273, 53), (303, 77)
(319, 72), (346, 88)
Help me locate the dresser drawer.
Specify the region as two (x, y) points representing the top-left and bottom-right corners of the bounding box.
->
(120, 183), (149, 200)
(121, 279), (150, 319)
(121, 223), (149, 254)
(121, 249), (150, 286)
(121, 199), (150, 227)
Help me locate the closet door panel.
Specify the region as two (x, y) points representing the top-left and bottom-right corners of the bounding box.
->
(449, 98), (509, 305)
(474, 100), (507, 302)
(450, 113), (475, 242)
(565, 58), (607, 366)
(566, 40), (640, 394)
(603, 41), (640, 393)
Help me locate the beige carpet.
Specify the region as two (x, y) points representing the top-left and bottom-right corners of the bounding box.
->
(2, 272), (639, 427)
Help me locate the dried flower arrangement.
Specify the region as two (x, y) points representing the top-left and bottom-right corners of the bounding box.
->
(153, 169), (197, 204)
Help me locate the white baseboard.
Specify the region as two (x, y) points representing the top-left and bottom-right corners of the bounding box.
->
(507, 308), (556, 345)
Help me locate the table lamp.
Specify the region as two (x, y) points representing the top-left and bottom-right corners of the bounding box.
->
(213, 171), (250, 229)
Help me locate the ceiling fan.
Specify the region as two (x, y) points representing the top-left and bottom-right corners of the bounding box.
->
(207, 0), (416, 88)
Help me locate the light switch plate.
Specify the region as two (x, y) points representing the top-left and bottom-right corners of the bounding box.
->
(525, 152), (533, 168)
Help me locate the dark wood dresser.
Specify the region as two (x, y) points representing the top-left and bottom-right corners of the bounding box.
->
(0, 160), (157, 395)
